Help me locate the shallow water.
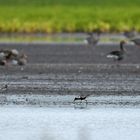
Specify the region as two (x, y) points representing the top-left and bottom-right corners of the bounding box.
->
(1, 94), (140, 107)
(0, 106), (140, 140)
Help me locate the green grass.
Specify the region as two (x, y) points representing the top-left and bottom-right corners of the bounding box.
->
(0, 0), (140, 33)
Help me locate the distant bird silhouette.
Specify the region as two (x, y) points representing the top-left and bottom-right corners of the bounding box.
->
(5, 49), (19, 60)
(10, 54), (27, 65)
(84, 32), (100, 46)
(124, 29), (138, 39)
(107, 40), (127, 61)
(130, 37), (140, 47)
(18, 54), (28, 65)
(0, 49), (19, 65)
(73, 95), (90, 103)
(0, 49), (27, 66)
(0, 84), (8, 91)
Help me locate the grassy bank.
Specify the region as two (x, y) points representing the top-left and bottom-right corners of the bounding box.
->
(0, 0), (140, 33)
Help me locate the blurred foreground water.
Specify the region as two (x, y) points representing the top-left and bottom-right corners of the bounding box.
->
(0, 107), (140, 140)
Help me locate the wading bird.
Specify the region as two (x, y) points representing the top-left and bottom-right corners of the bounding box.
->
(73, 95), (89, 103)
(84, 32), (100, 46)
(11, 54), (28, 66)
(107, 40), (127, 61)
(130, 37), (140, 47)
(124, 29), (138, 39)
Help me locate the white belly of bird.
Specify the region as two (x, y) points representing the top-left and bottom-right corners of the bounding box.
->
(11, 59), (18, 65)
(107, 54), (119, 59)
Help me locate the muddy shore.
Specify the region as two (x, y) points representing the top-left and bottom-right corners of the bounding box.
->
(0, 41), (140, 105)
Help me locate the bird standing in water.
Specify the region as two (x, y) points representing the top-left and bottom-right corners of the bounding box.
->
(107, 40), (127, 61)
(73, 95), (90, 104)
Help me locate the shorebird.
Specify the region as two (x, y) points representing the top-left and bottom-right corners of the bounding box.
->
(0, 49), (28, 66)
(84, 32), (100, 46)
(130, 37), (140, 47)
(0, 49), (19, 62)
(10, 53), (27, 65)
(6, 49), (19, 60)
(18, 54), (27, 65)
(73, 95), (89, 103)
(107, 40), (127, 61)
(124, 29), (138, 39)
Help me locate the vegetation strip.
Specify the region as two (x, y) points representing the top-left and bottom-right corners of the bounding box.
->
(0, 0), (140, 33)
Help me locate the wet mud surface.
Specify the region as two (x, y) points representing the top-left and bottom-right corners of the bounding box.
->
(0, 42), (139, 64)
(0, 42), (140, 106)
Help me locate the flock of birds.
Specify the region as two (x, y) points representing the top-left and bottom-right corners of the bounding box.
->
(85, 29), (140, 61)
(0, 49), (27, 66)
